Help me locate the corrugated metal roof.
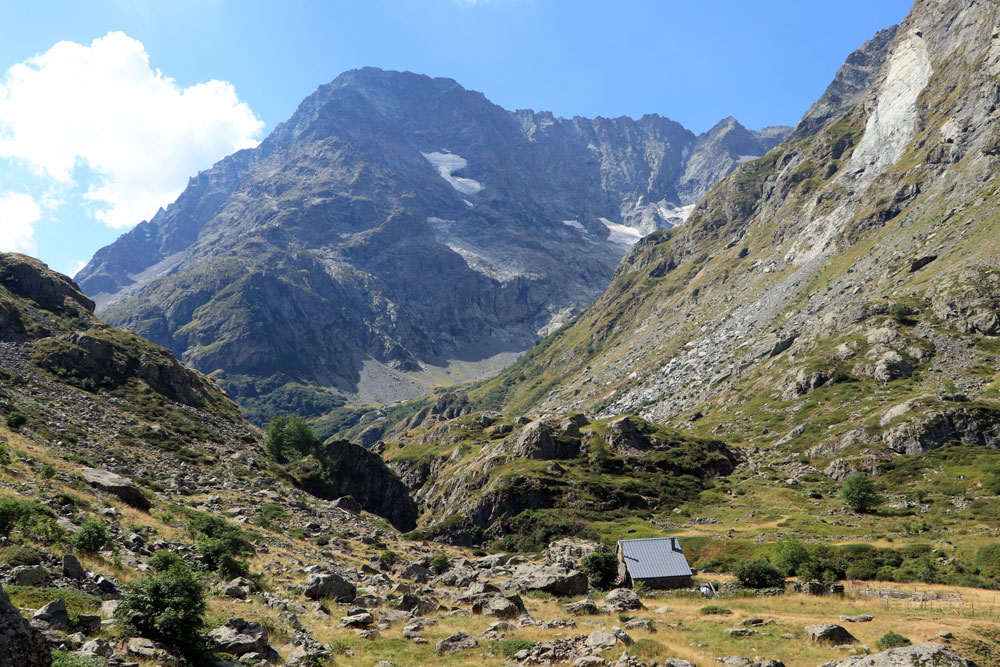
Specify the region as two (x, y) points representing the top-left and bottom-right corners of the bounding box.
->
(618, 537), (692, 580)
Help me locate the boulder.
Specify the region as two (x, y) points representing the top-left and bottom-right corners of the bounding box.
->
(587, 629), (618, 651)
(80, 638), (114, 658)
(399, 562), (433, 583)
(508, 421), (581, 460)
(208, 618), (269, 656)
(603, 588), (643, 612)
(339, 612), (374, 628)
(505, 564), (589, 596)
(805, 623), (858, 645)
(62, 554), (84, 580)
(302, 573), (355, 602)
(470, 593), (525, 619)
(31, 599), (69, 631)
(83, 468), (151, 511)
(0, 584), (51, 667)
(565, 599), (601, 615)
(818, 642), (975, 667)
(11, 565), (47, 586)
(546, 538), (608, 566)
(436, 632), (478, 655)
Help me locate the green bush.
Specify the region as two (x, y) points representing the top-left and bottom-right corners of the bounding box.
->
(491, 639), (537, 659)
(0, 442), (10, 465)
(4, 411), (27, 430)
(841, 473), (882, 513)
(114, 562), (206, 658)
(71, 517), (110, 554)
(0, 498), (52, 538)
(265, 414), (322, 462)
(0, 545), (42, 566)
(378, 550), (400, 569)
(771, 536), (813, 576)
(631, 638), (669, 660)
(428, 552), (451, 575)
(876, 631), (911, 650)
(40, 464), (56, 480)
(195, 535), (251, 579)
(700, 605), (733, 615)
(148, 549), (185, 572)
(734, 560), (786, 589)
(581, 552), (619, 590)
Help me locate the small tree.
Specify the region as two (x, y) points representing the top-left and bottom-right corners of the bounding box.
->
(771, 536), (812, 576)
(72, 517), (110, 554)
(734, 560), (785, 590)
(115, 562), (206, 658)
(265, 416), (288, 462)
(4, 411), (27, 430)
(841, 473), (882, 513)
(581, 552), (619, 590)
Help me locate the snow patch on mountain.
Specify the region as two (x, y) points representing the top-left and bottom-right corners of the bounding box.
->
(422, 151), (484, 195)
(599, 217), (643, 245)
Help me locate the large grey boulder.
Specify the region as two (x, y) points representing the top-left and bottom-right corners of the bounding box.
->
(546, 538), (608, 566)
(208, 618), (269, 655)
(83, 468), (151, 511)
(504, 564), (589, 596)
(11, 565), (48, 586)
(818, 642), (976, 667)
(436, 632), (478, 655)
(805, 623), (858, 645)
(469, 592), (525, 619)
(31, 599), (69, 631)
(508, 421), (581, 460)
(0, 584), (52, 667)
(302, 573), (356, 602)
(603, 588), (643, 612)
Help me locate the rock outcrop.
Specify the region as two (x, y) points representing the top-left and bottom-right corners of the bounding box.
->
(0, 584), (51, 667)
(819, 642), (976, 667)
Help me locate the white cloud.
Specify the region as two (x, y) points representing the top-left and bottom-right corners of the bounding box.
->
(0, 31), (263, 228)
(0, 192), (41, 254)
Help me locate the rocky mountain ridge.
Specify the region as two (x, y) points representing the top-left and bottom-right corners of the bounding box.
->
(465, 0), (1000, 487)
(75, 67), (794, 424)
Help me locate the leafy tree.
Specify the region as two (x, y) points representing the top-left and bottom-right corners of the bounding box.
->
(265, 416), (288, 462)
(581, 552), (619, 590)
(841, 473), (882, 513)
(71, 517), (110, 554)
(148, 549), (185, 572)
(733, 560), (786, 589)
(0, 499), (32, 537)
(265, 414), (322, 461)
(771, 536), (813, 576)
(115, 562), (207, 658)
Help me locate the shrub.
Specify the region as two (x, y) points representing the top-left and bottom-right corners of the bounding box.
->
(195, 535), (251, 579)
(265, 415), (322, 461)
(734, 560), (786, 589)
(429, 552), (451, 575)
(631, 638), (669, 660)
(700, 605), (732, 615)
(115, 562), (206, 658)
(0, 443), (11, 465)
(40, 464), (56, 480)
(841, 473), (882, 513)
(876, 631), (911, 650)
(4, 411), (27, 430)
(148, 549), (185, 572)
(0, 545), (42, 566)
(581, 552), (619, 590)
(71, 517), (110, 554)
(0, 498), (53, 538)
(378, 550), (400, 569)
(492, 639), (537, 659)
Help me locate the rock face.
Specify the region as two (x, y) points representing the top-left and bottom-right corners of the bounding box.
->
(480, 0), (1000, 477)
(792, 26), (899, 138)
(76, 68), (788, 421)
(288, 440), (417, 531)
(818, 642), (975, 667)
(0, 584), (52, 667)
(83, 468), (151, 511)
(208, 618), (270, 656)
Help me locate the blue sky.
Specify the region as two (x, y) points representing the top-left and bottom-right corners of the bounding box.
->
(0, 0), (912, 279)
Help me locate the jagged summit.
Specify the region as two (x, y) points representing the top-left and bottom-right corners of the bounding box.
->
(75, 66), (788, 424)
